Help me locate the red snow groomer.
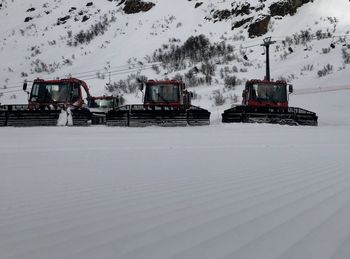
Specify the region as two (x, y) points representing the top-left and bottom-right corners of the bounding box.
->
(222, 79), (318, 126)
(222, 38), (318, 126)
(87, 95), (119, 124)
(0, 78), (92, 126)
(106, 79), (210, 126)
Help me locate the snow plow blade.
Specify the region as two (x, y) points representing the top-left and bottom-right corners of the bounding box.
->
(106, 105), (210, 127)
(70, 109), (92, 126)
(0, 105), (92, 127)
(222, 106), (318, 126)
(3, 105), (61, 127)
(187, 106), (211, 126)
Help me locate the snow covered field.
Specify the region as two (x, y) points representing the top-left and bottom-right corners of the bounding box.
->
(1, 91), (350, 259)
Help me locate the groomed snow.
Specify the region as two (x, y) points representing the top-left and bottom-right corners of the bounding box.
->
(1, 0), (350, 258)
(1, 90), (350, 259)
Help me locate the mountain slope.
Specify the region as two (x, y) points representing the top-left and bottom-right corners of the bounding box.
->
(0, 0), (350, 110)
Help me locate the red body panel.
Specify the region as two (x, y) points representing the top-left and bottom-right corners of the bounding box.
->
(242, 79), (289, 108)
(247, 100), (288, 108)
(28, 77), (91, 109)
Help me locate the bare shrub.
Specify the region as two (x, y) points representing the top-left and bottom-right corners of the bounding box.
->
(342, 49), (350, 64)
(211, 89), (225, 106)
(224, 75), (239, 90)
(317, 64), (333, 77)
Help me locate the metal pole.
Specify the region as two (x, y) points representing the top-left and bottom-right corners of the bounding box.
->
(261, 37), (276, 81)
(265, 44), (270, 81)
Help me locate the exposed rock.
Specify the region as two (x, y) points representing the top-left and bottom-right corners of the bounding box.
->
(212, 9), (232, 21)
(59, 15), (70, 22)
(270, 0), (312, 17)
(195, 2), (203, 8)
(232, 2), (251, 16)
(24, 17), (33, 23)
(232, 17), (253, 30)
(206, 3), (251, 22)
(56, 15), (70, 25)
(82, 15), (90, 22)
(123, 0), (155, 14)
(26, 8), (36, 12)
(117, 0), (125, 6)
(248, 15), (271, 38)
(86, 2), (94, 7)
(206, 0), (312, 37)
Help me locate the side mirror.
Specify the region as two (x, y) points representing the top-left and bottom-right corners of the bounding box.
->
(242, 90), (247, 98)
(23, 81), (28, 91)
(288, 84), (293, 93)
(189, 92), (194, 98)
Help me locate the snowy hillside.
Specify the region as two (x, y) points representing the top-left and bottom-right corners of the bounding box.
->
(1, 0), (350, 111)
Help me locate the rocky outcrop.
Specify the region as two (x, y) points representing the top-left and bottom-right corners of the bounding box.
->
(248, 15), (271, 38)
(248, 0), (313, 37)
(123, 0), (155, 14)
(270, 0), (312, 17)
(195, 2), (203, 8)
(207, 2), (252, 23)
(233, 2), (251, 16)
(232, 17), (253, 30)
(24, 17), (33, 23)
(212, 9), (232, 22)
(206, 0), (313, 38)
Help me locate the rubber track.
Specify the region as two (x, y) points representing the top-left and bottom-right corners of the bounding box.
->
(222, 106), (318, 126)
(106, 105), (210, 127)
(0, 109), (7, 126)
(71, 109), (92, 126)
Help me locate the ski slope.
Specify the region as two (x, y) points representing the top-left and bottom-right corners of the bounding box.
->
(1, 91), (350, 259)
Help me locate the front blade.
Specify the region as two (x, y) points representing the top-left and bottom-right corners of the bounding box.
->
(70, 109), (92, 126)
(129, 105), (187, 127)
(187, 106), (210, 126)
(6, 105), (61, 127)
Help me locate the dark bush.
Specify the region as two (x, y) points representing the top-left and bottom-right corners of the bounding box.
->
(70, 15), (111, 45)
(152, 34), (234, 74)
(224, 75), (238, 90)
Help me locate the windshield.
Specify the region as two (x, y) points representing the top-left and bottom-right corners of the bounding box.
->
(30, 83), (80, 103)
(145, 84), (180, 103)
(30, 83), (74, 103)
(250, 83), (287, 102)
(88, 99), (114, 108)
